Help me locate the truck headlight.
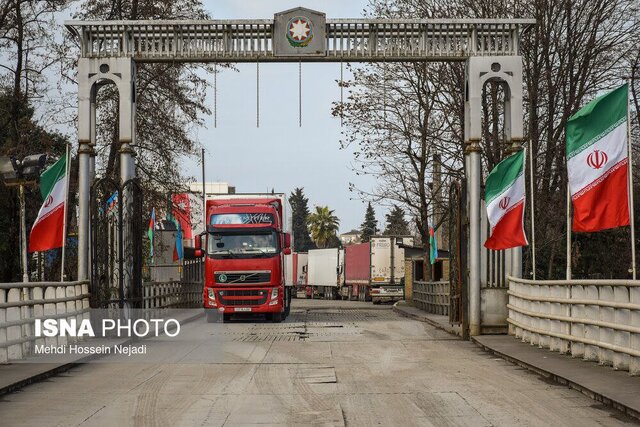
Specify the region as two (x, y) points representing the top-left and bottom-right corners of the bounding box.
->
(271, 288), (278, 300)
(207, 288), (215, 300)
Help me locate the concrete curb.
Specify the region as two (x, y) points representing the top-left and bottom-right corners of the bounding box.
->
(392, 302), (461, 337)
(0, 310), (204, 397)
(471, 336), (640, 421)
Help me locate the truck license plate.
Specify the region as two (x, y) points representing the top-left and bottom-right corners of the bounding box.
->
(234, 307), (252, 312)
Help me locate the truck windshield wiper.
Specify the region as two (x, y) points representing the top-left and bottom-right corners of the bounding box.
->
(214, 249), (237, 258)
(242, 248), (276, 257)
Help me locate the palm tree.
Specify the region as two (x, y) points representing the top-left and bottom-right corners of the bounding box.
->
(307, 206), (340, 248)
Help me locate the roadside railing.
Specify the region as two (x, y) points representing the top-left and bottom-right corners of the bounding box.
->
(143, 281), (202, 308)
(0, 281), (90, 363)
(507, 276), (640, 374)
(413, 281), (449, 316)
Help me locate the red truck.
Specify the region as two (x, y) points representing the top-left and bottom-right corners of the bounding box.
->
(194, 194), (293, 322)
(345, 242), (370, 301)
(344, 236), (414, 303)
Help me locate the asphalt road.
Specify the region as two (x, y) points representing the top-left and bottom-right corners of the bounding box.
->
(0, 299), (634, 426)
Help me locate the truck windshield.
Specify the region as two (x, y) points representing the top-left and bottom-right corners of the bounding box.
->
(208, 231), (278, 258)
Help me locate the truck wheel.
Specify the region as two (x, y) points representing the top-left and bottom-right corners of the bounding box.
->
(271, 312), (283, 323)
(284, 292), (291, 317)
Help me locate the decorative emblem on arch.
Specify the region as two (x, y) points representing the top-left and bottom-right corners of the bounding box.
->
(286, 16), (313, 47)
(587, 149), (608, 170)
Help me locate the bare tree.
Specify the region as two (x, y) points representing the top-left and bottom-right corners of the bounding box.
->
(61, 0), (218, 212)
(344, 0), (640, 279)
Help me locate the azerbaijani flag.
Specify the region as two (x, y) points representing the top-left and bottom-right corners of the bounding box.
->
(484, 150), (528, 250)
(429, 225), (438, 264)
(29, 154), (67, 252)
(567, 84), (630, 232)
(148, 208), (156, 258)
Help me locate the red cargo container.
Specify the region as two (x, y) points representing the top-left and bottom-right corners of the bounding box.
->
(345, 242), (371, 301)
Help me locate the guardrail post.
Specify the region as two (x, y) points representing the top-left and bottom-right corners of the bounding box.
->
(584, 284), (599, 361)
(571, 284), (585, 358)
(599, 285), (614, 366)
(7, 288), (22, 360)
(540, 283), (550, 349)
(44, 286), (56, 349)
(631, 286), (640, 375)
(614, 286), (631, 370)
(55, 285), (67, 347)
(0, 289), (7, 363)
(33, 285), (44, 349)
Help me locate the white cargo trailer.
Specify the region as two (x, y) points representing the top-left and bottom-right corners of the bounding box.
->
(370, 236), (414, 303)
(307, 248), (344, 299)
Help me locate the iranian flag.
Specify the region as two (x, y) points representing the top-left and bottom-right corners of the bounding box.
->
(29, 154), (67, 252)
(567, 84), (630, 232)
(484, 150), (528, 250)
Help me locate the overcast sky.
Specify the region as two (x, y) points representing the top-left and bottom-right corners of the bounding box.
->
(182, 0), (382, 233)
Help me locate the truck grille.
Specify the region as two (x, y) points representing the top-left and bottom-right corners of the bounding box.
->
(217, 289), (268, 306)
(215, 271), (271, 284)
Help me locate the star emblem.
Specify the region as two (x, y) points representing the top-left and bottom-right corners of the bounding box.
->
(289, 19), (310, 41)
(286, 16), (314, 48)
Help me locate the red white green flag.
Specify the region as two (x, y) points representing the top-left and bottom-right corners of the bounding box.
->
(567, 84), (629, 232)
(484, 150), (528, 250)
(29, 154), (67, 252)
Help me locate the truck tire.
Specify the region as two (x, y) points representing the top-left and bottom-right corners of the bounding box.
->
(284, 289), (291, 318)
(271, 312), (283, 323)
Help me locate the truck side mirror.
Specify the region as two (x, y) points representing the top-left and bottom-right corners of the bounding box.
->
(194, 234), (204, 258)
(284, 233), (291, 249)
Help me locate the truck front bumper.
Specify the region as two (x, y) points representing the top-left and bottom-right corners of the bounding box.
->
(203, 287), (283, 313)
(370, 287), (404, 300)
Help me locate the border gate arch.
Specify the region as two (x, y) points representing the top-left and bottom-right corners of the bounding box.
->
(65, 8), (535, 336)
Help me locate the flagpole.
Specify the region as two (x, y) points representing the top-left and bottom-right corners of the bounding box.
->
(527, 144), (536, 280)
(627, 79), (637, 280)
(566, 179), (572, 280)
(60, 143), (71, 282)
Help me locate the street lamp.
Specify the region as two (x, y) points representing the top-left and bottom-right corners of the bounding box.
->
(0, 154), (47, 282)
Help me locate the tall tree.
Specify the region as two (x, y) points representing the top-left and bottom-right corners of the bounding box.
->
(64, 0), (214, 211)
(383, 205), (410, 236)
(289, 187), (315, 252)
(307, 206), (340, 249)
(0, 1), (70, 281)
(347, 0), (640, 279)
(360, 202), (378, 242)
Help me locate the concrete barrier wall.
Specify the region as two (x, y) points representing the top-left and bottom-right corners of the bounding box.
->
(508, 276), (640, 374)
(413, 281), (449, 315)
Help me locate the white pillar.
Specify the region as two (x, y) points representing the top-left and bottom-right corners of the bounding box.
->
(465, 56), (524, 336)
(77, 59), (93, 281)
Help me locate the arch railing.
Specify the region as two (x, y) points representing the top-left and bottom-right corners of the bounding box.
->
(507, 276), (640, 374)
(65, 19), (535, 62)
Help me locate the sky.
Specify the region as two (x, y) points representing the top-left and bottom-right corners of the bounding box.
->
(36, 0), (383, 234)
(181, 0), (382, 233)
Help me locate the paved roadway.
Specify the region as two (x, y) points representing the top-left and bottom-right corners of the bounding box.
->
(0, 300), (634, 426)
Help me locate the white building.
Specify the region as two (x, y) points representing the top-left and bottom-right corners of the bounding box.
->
(187, 182), (235, 236)
(340, 229), (361, 246)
